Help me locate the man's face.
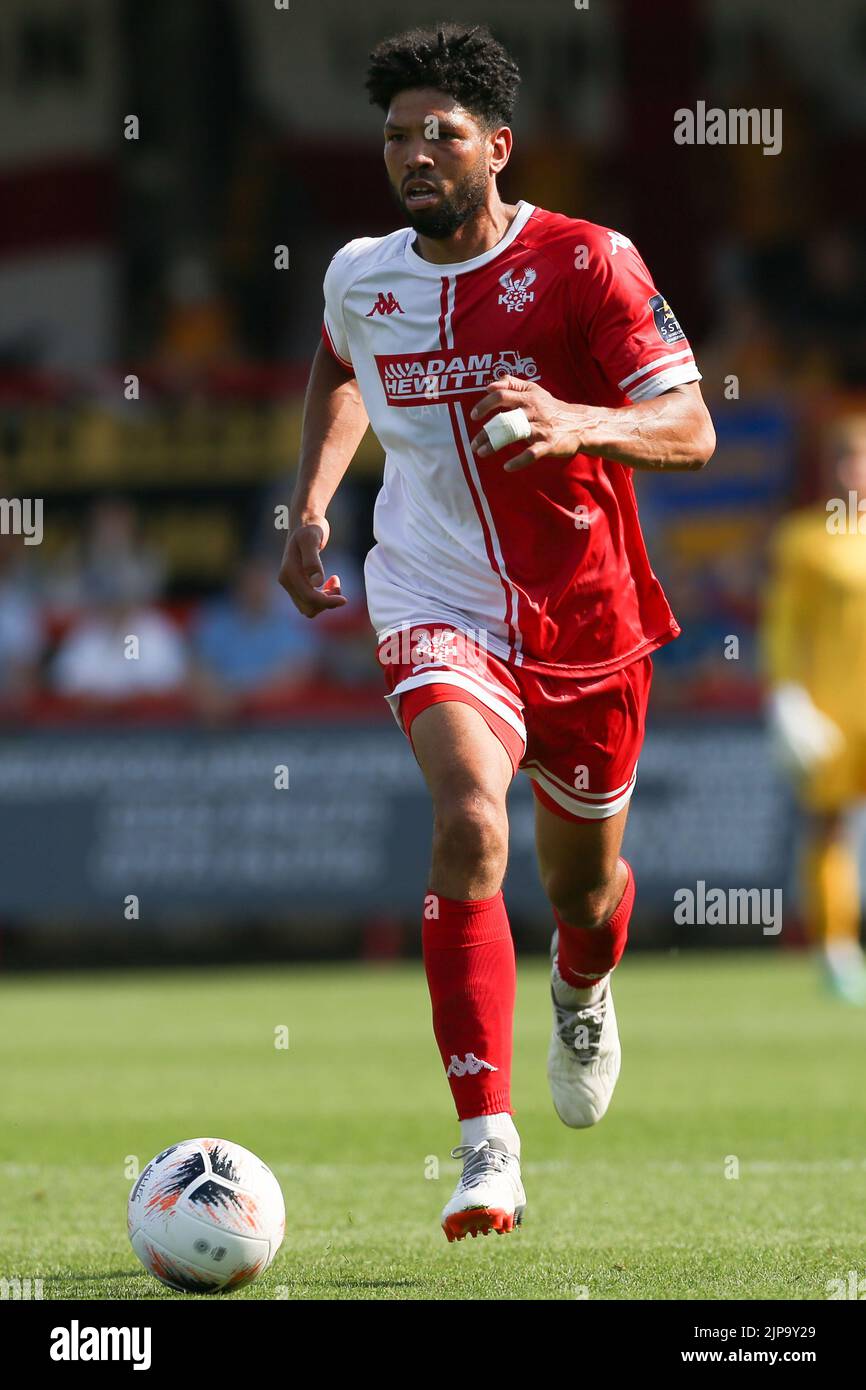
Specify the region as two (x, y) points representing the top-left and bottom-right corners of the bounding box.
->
(383, 87), (495, 238)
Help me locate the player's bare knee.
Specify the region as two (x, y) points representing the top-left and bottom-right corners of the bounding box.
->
(433, 790), (509, 879)
(545, 875), (615, 931)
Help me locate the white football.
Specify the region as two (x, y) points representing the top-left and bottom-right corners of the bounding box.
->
(128, 1138), (285, 1293)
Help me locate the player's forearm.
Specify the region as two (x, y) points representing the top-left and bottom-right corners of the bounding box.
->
(575, 384), (715, 472)
(289, 342), (369, 528)
(471, 378), (715, 474)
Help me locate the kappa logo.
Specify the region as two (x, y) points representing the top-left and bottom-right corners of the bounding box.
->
(608, 231), (633, 256)
(366, 291), (404, 317)
(446, 1053), (499, 1078)
(497, 265), (536, 312)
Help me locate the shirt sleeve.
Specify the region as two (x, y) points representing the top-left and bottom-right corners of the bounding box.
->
(321, 249), (355, 374)
(571, 226), (701, 403)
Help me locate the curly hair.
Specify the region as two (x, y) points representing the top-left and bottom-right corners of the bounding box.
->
(365, 22), (521, 128)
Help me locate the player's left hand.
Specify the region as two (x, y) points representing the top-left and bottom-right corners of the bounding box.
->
(469, 376), (587, 472)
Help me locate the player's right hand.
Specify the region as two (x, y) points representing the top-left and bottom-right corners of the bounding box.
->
(768, 683), (845, 777)
(278, 520), (348, 618)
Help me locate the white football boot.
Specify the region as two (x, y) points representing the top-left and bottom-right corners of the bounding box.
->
(441, 1139), (526, 1243)
(824, 941), (866, 1006)
(547, 930), (621, 1128)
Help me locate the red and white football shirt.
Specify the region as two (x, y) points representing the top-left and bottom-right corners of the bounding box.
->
(321, 201), (699, 675)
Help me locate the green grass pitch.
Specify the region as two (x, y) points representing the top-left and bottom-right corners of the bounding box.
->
(1, 951), (864, 1300)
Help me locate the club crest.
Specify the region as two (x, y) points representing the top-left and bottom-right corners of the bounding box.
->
(498, 265), (537, 313)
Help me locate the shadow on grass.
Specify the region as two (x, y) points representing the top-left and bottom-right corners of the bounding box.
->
(60, 1272), (143, 1285)
(56, 1271), (428, 1297)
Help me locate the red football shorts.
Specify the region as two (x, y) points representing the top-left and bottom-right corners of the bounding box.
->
(377, 624), (653, 822)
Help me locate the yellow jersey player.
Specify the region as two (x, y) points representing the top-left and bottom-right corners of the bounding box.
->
(761, 417), (866, 1003)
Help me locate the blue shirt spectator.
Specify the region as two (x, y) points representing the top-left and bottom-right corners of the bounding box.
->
(193, 559), (320, 692)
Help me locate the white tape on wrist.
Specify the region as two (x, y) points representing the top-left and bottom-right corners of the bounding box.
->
(483, 406), (532, 452)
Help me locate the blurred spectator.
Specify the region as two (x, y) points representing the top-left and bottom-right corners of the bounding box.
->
(52, 564), (188, 699)
(697, 289), (788, 403)
(718, 27), (825, 253)
(0, 538), (44, 700)
(702, 25), (857, 395)
(505, 98), (590, 220)
(42, 497), (166, 614)
(795, 229), (866, 388)
(221, 110), (291, 359)
(156, 252), (238, 372)
(761, 414), (866, 1002)
(650, 555), (751, 711)
(190, 556), (320, 716)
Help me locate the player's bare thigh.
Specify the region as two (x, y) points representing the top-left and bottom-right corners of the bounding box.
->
(409, 701), (514, 901)
(535, 798), (631, 930)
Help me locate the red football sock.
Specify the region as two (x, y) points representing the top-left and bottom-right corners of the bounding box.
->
(555, 858), (635, 987)
(421, 891), (515, 1120)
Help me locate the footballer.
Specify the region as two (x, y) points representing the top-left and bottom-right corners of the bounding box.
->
(762, 418), (866, 1006)
(279, 23), (715, 1242)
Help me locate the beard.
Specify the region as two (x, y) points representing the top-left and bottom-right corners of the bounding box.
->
(395, 161), (490, 239)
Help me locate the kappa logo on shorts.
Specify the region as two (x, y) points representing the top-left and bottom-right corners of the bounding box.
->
(446, 1053), (499, 1077)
